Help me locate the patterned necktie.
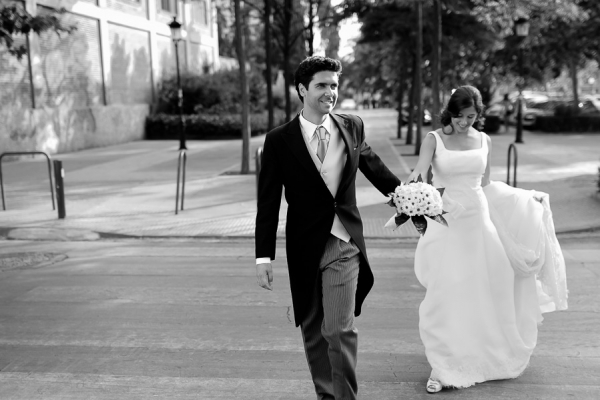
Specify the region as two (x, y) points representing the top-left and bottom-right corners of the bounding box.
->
(316, 126), (329, 162)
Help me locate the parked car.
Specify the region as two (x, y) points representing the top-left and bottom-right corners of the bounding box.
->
(507, 98), (555, 129)
(400, 106), (432, 125)
(546, 98), (600, 117)
(576, 97), (600, 115)
(582, 94), (600, 112)
(338, 98), (357, 110)
(484, 103), (506, 118)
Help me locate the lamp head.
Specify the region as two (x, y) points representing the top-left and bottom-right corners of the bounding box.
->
(515, 17), (530, 37)
(169, 17), (182, 41)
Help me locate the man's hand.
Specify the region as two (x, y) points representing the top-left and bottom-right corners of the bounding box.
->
(256, 263), (273, 290)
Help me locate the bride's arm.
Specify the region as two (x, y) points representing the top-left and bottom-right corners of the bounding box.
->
(407, 133), (436, 182)
(481, 134), (492, 186)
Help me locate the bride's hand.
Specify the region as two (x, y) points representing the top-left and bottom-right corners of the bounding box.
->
(407, 170), (420, 183)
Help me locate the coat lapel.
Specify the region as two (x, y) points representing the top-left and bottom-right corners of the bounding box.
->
(331, 114), (357, 196)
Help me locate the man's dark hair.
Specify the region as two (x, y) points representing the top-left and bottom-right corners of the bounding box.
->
(294, 56), (342, 103)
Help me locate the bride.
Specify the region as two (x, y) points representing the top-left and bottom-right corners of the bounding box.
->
(406, 86), (568, 393)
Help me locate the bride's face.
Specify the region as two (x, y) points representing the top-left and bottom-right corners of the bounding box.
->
(451, 106), (477, 133)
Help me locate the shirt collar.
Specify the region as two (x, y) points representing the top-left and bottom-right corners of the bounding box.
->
(299, 111), (332, 141)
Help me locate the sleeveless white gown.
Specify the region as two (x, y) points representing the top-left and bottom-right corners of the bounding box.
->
(414, 131), (568, 388)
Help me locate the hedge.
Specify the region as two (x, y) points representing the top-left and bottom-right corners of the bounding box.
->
(535, 116), (600, 133)
(157, 70), (267, 115)
(145, 111), (287, 140)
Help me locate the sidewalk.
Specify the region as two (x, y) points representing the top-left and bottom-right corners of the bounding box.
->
(1, 109), (599, 240)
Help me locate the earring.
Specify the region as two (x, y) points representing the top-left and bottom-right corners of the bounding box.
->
(442, 125), (453, 134)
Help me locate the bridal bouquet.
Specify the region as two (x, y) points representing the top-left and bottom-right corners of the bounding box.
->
(385, 181), (448, 235)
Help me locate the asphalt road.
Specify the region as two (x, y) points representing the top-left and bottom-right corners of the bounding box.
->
(0, 235), (598, 399)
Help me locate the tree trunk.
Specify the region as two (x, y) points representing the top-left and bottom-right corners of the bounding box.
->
(431, 0), (441, 129)
(570, 58), (579, 114)
(396, 56), (406, 139)
(414, 0), (423, 156)
(307, 0), (315, 56)
(283, 0), (293, 121)
(406, 61), (415, 145)
(264, 0), (274, 130)
(234, 0), (251, 174)
(284, 60), (292, 120)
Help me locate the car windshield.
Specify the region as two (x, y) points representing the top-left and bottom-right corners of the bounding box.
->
(526, 100), (550, 109)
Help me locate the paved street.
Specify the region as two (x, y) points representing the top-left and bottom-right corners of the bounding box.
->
(0, 235), (598, 399)
(1, 108), (599, 399)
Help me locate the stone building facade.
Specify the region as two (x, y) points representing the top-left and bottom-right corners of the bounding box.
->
(1, 0), (221, 154)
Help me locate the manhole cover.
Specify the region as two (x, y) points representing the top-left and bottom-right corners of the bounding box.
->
(0, 252), (67, 271)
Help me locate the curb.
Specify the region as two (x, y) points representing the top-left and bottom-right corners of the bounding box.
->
(1, 226), (598, 243)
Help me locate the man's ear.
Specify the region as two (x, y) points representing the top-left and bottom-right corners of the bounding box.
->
(299, 83), (307, 98)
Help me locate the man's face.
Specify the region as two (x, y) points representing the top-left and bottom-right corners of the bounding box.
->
(299, 71), (339, 117)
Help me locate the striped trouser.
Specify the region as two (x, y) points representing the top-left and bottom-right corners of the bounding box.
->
(300, 235), (361, 400)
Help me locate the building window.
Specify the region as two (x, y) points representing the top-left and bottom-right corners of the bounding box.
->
(161, 0), (174, 13)
(192, 0), (209, 26)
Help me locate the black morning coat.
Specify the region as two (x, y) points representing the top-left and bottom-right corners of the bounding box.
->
(255, 113), (401, 326)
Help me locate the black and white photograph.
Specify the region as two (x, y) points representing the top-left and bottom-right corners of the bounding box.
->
(1, 0), (598, 398)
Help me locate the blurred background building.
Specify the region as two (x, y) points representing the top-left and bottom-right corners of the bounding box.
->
(1, 0), (226, 153)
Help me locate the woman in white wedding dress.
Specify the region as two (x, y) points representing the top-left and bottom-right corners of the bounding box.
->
(406, 86), (568, 393)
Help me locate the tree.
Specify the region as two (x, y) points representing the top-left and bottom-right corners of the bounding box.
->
(431, 0), (441, 130)
(319, 1), (340, 58)
(530, 1), (600, 108)
(271, 0), (306, 121)
(264, 0), (275, 130)
(469, 0), (584, 101)
(305, 0), (320, 55)
(234, 0), (251, 174)
(0, 4), (75, 60)
(414, 0), (423, 155)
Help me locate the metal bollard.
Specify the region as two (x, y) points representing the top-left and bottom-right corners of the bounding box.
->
(53, 160), (66, 219)
(506, 143), (518, 188)
(255, 147), (263, 197)
(175, 150), (187, 215)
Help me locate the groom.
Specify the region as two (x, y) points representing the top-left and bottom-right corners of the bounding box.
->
(255, 56), (400, 400)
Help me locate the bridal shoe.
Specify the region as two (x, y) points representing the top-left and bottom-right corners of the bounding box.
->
(426, 378), (442, 393)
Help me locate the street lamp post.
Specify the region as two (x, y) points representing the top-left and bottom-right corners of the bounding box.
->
(514, 17), (530, 144)
(169, 17), (187, 151)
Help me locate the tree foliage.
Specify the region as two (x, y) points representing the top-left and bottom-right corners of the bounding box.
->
(335, 0), (599, 108)
(0, 4), (76, 60)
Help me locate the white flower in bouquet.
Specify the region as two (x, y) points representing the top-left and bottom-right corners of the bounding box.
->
(385, 181), (447, 235)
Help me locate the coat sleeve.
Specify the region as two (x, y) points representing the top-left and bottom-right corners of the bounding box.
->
(255, 132), (283, 260)
(356, 116), (401, 195)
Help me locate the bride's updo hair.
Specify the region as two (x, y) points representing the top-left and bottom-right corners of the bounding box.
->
(440, 85), (485, 131)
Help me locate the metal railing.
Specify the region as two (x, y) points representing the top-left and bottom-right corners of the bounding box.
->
(255, 147), (263, 196)
(507, 143), (518, 187)
(0, 151), (55, 211)
(175, 150), (187, 215)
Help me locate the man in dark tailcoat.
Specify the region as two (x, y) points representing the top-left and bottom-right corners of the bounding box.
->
(255, 56), (401, 400)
